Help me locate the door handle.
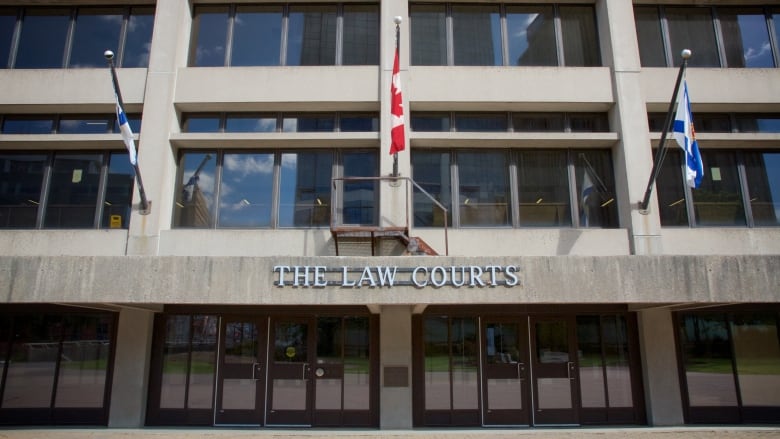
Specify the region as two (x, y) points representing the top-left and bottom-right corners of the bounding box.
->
(252, 362), (261, 380)
(517, 362), (525, 380)
(302, 362), (309, 380)
(567, 361), (575, 379)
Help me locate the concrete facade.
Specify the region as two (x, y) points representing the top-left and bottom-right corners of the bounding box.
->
(0, 0), (778, 431)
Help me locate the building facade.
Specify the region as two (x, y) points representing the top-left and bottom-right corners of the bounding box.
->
(0, 0), (779, 430)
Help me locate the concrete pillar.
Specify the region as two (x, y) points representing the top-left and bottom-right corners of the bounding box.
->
(379, 305), (413, 429)
(597, 0), (664, 255)
(126, 0), (192, 255)
(637, 307), (685, 425)
(108, 307), (155, 427)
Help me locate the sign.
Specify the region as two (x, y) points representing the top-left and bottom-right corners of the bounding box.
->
(285, 346), (296, 359)
(272, 265), (521, 288)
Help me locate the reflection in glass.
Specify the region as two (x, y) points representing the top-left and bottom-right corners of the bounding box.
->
(316, 317), (342, 410)
(679, 314), (738, 406)
(657, 150), (688, 226)
(232, 6), (282, 67)
(411, 5), (446, 66)
(458, 151), (510, 226)
(275, 322), (308, 363)
(273, 379), (307, 410)
(518, 150), (571, 227)
(513, 113), (564, 132)
(411, 113), (450, 132)
(219, 153), (274, 228)
(720, 8), (774, 68)
(666, 7), (720, 67)
(222, 378), (256, 410)
(744, 152), (780, 226)
(452, 5), (501, 66)
(192, 7), (228, 67)
(412, 151), (452, 227)
(485, 322), (524, 410)
(69, 9), (123, 68)
(44, 153), (103, 228)
(58, 117), (111, 134)
(287, 6), (337, 66)
(736, 115), (780, 133)
(423, 317), (450, 410)
(187, 315), (216, 409)
(3, 315), (61, 408)
(576, 316), (606, 408)
(15, 10), (70, 68)
(454, 113), (507, 132)
(538, 378), (572, 409)
(174, 152), (216, 227)
(576, 151), (618, 228)
(343, 5), (379, 65)
(279, 151), (332, 227)
(0, 11), (18, 68)
(283, 115), (335, 132)
(536, 321), (569, 364)
(603, 316), (633, 407)
(343, 151), (377, 225)
(225, 322), (257, 364)
(184, 116), (221, 133)
(0, 154), (46, 228)
(570, 114), (609, 132)
(693, 151), (746, 226)
(2, 118), (54, 134)
(122, 9), (154, 67)
(101, 153), (134, 229)
(451, 318), (478, 410)
(635, 6), (666, 67)
(340, 114), (379, 132)
(160, 315), (190, 408)
(55, 315), (112, 408)
(343, 317), (370, 410)
(507, 6), (556, 66)
(560, 6), (600, 66)
(731, 314), (780, 406)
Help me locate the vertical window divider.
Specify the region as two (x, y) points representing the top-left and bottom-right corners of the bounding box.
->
(735, 150), (755, 228)
(725, 314), (745, 410)
(94, 152), (111, 229)
(36, 153), (55, 229)
(335, 4), (344, 66)
(224, 5), (237, 67)
(711, 7), (728, 68)
(62, 8), (77, 68)
(271, 151), (281, 229)
(280, 5), (290, 66)
(446, 4), (454, 66)
(567, 150), (580, 227)
(451, 151), (460, 228)
(48, 316), (65, 411)
(659, 6), (673, 68)
(7, 9), (22, 69)
(553, 5), (565, 66)
(766, 7), (780, 68)
(499, 5), (509, 67)
(116, 8), (130, 67)
(508, 149), (520, 228)
(212, 151), (224, 228)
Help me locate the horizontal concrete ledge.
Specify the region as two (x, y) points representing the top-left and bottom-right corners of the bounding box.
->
(0, 427), (778, 439)
(0, 255), (777, 305)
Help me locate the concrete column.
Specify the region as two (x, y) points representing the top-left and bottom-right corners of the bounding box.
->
(597, 0), (664, 255)
(379, 305), (413, 429)
(108, 307), (155, 427)
(637, 307), (685, 426)
(126, 0), (192, 255)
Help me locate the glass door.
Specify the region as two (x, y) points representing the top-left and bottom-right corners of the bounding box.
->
(530, 316), (579, 425)
(481, 318), (531, 426)
(214, 316), (266, 425)
(267, 317), (315, 426)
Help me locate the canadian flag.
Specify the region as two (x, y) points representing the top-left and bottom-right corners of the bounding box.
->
(389, 46), (405, 155)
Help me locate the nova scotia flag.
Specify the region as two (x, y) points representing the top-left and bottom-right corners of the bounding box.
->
(116, 97), (137, 166)
(672, 81), (703, 188)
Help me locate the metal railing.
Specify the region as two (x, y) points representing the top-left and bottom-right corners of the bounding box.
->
(330, 176), (449, 256)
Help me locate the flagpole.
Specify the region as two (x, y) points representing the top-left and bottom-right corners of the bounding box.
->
(104, 50), (151, 215)
(392, 16), (401, 178)
(638, 49), (691, 213)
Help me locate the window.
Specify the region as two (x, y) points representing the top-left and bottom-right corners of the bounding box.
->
(410, 3), (600, 66)
(181, 112), (378, 133)
(1, 114), (141, 134)
(412, 149), (618, 228)
(190, 3), (378, 67)
(635, 5), (779, 68)
(0, 152), (134, 229)
(411, 112), (608, 132)
(173, 150), (377, 229)
(0, 6), (153, 69)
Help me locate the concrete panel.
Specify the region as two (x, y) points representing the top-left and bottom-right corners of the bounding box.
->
(661, 228), (780, 255)
(174, 67), (381, 112)
(380, 305), (413, 429)
(0, 68), (147, 112)
(158, 229), (335, 256)
(641, 68), (780, 112)
(408, 67), (614, 111)
(0, 230), (128, 256)
(108, 307), (154, 427)
(0, 255), (777, 305)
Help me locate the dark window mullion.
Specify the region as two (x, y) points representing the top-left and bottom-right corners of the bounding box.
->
(62, 8), (77, 68)
(553, 5), (565, 66)
(183, 316), (194, 410)
(224, 5), (236, 66)
(766, 7), (780, 68)
(94, 152), (110, 228)
(280, 5), (290, 66)
(335, 4), (344, 65)
(213, 151), (224, 228)
(735, 151), (755, 228)
(725, 314), (744, 411)
(499, 5), (509, 67)
(711, 6), (728, 68)
(7, 9), (22, 68)
(451, 151), (461, 228)
(271, 152), (281, 229)
(115, 8), (130, 67)
(598, 316), (610, 408)
(446, 4), (454, 66)
(509, 150), (520, 228)
(49, 315), (65, 411)
(659, 6), (674, 68)
(36, 153), (55, 229)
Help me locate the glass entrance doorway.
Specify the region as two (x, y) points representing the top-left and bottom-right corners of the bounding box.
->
(215, 317), (266, 425)
(414, 310), (644, 427)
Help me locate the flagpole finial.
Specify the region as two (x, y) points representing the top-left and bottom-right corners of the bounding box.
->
(393, 16), (402, 25)
(681, 49), (692, 59)
(104, 50), (115, 60)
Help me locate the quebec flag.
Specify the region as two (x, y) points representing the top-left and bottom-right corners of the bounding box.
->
(116, 96), (137, 166)
(672, 81), (703, 188)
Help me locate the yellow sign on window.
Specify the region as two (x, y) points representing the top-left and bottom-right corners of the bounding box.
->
(110, 215), (122, 229)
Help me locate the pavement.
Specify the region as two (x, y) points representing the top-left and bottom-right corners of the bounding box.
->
(0, 427), (779, 439)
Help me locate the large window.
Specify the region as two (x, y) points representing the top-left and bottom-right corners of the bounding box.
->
(412, 149), (618, 228)
(0, 309), (116, 426)
(677, 310), (780, 424)
(190, 3), (378, 67)
(0, 6), (153, 69)
(182, 112), (377, 133)
(0, 152), (134, 229)
(173, 150), (377, 228)
(410, 3), (600, 66)
(635, 5), (779, 68)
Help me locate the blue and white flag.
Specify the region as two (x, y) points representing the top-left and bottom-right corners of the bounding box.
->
(115, 96), (137, 166)
(580, 169), (595, 227)
(672, 81), (703, 188)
